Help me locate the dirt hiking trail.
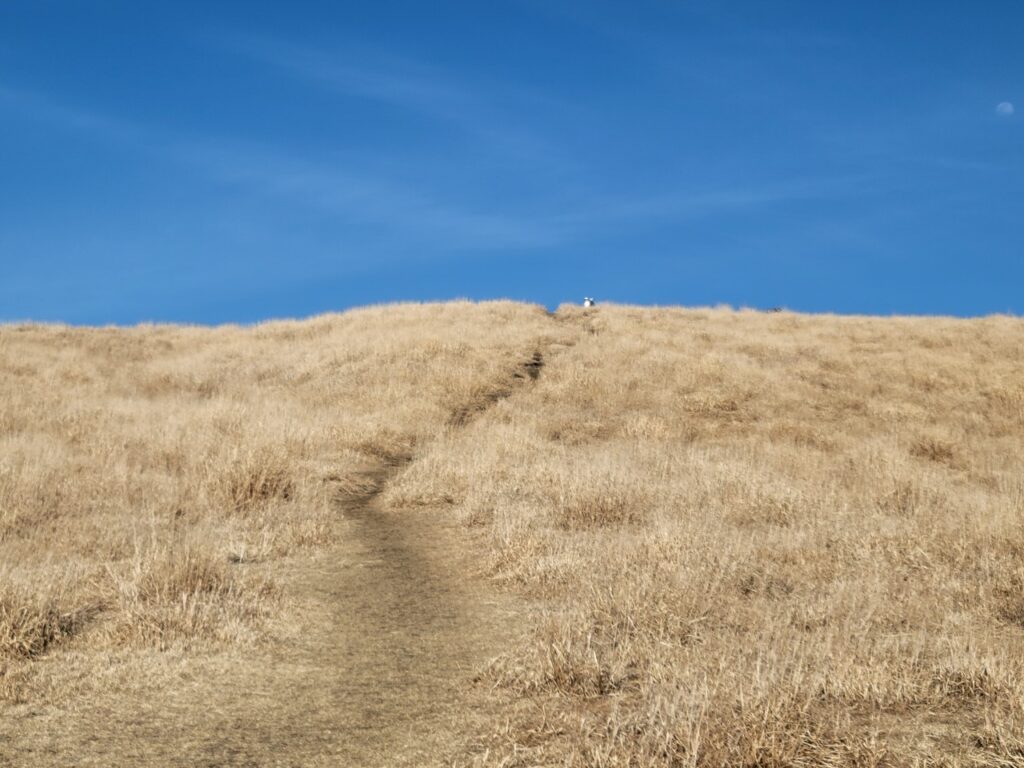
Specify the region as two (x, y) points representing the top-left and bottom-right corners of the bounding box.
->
(1, 344), (567, 767)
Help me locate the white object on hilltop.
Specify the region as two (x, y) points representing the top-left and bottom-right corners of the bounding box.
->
(583, 297), (596, 307)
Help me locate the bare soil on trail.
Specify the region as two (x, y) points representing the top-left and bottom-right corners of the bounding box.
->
(0, 351), (555, 767)
(2, 467), (524, 767)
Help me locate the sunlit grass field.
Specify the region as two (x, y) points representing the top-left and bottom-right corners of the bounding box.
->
(3, 302), (1023, 766)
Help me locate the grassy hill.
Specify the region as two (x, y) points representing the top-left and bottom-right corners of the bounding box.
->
(2, 302), (1023, 766)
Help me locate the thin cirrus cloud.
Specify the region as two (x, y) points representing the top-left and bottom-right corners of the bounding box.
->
(996, 101), (1014, 116)
(183, 142), (571, 250)
(227, 36), (470, 119)
(0, 71), (865, 257)
(0, 84), (144, 144)
(0, 81), (565, 250)
(216, 34), (566, 165)
(211, 37), (870, 221)
(188, 140), (857, 252)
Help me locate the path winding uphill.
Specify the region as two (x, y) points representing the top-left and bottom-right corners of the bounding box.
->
(1, 348), (556, 767)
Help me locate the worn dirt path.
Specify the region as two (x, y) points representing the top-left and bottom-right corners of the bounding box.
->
(1, 349), (555, 767)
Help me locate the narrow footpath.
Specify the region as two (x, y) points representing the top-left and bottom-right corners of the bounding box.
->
(1, 346), (556, 767)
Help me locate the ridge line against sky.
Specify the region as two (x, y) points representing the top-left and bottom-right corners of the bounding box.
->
(0, 1), (1020, 323)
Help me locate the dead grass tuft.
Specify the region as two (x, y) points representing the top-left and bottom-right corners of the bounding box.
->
(0, 582), (83, 660)
(557, 486), (649, 529)
(910, 436), (958, 465)
(107, 543), (275, 647)
(223, 448), (296, 513)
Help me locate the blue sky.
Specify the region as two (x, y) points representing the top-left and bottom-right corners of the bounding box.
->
(1, 1), (1021, 323)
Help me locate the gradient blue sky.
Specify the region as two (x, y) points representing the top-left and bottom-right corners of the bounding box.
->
(2, 1), (1021, 324)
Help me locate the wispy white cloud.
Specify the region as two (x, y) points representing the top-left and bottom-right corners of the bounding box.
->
(548, 175), (874, 232)
(996, 101), (1014, 116)
(228, 36), (468, 119)
(0, 84), (142, 144)
(1, 81), (867, 255)
(182, 132), (865, 251)
(213, 35), (877, 229)
(0, 83), (564, 249)
(215, 34), (567, 164)
(910, 156), (1001, 173)
(183, 141), (568, 249)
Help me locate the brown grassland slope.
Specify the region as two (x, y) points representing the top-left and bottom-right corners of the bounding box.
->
(3, 301), (1024, 766)
(0, 301), (561, 765)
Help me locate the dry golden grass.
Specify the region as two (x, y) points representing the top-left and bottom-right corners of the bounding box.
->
(3, 301), (1023, 766)
(0, 301), (555, 704)
(386, 305), (1024, 766)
